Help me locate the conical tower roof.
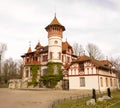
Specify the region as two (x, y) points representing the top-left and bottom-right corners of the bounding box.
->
(27, 47), (32, 53)
(45, 16), (65, 31)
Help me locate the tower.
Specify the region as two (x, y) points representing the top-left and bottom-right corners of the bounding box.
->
(45, 15), (65, 63)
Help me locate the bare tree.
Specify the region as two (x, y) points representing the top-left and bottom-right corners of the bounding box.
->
(110, 57), (120, 70)
(2, 58), (23, 84)
(86, 43), (104, 60)
(110, 57), (120, 87)
(0, 42), (7, 75)
(0, 42), (7, 58)
(72, 43), (84, 56)
(16, 59), (23, 78)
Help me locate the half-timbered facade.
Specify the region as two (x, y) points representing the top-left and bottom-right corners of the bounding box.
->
(21, 16), (119, 90)
(68, 55), (119, 91)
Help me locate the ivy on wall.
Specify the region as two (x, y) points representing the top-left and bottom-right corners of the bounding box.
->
(29, 65), (38, 86)
(47, 62), (62, 75)
(40, 74), (63, 88)
(40, 62), (63, 88)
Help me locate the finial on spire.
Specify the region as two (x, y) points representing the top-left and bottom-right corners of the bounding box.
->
(54, 12), (56, 18)
(54, 4), (56, 18)
(29, 41), (31, 47)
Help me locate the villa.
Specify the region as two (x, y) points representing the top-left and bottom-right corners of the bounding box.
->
(21, 16), (119, 91)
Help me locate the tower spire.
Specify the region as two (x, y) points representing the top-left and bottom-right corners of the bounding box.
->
(29, 41), (31, 48)
(54, 12), (56, 18)
(27, 41), (32, 53)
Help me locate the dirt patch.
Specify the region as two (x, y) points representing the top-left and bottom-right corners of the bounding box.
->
(0, 88), (91, 108)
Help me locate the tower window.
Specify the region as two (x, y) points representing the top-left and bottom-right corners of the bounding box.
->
(62, 55), (64, 62)
(54, 40), (58, 44)
(58, 52), (61, 60)
(50, 52), (53, 59)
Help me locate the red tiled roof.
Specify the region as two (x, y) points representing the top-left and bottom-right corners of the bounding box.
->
(77, 55), (90, 62)
(45, 16), (65, 31)
(73, 55), (111, 69)
(21, 41), (74, 57)
(100, 60), (111, 66)
(50, 16), (62, 26)
(62, 41), (73, 53)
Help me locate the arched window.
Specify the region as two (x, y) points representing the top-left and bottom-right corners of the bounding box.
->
(100, 77), (103, 87)
(106, 78), (108, 87)
(110, 78), (112, 87)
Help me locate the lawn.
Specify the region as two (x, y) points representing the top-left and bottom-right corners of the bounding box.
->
(111, 101), (120, 108)
(53, 90), (120, 108)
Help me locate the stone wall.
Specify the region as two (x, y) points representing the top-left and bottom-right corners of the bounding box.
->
(8, 79), (28, 89)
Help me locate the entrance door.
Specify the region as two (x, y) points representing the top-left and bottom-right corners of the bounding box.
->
(63, 79), (69, 90)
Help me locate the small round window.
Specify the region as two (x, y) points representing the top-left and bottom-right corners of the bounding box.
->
(54, 40), (58, 44)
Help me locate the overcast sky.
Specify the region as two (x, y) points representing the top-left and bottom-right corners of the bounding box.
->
(0, 0), (120, 60)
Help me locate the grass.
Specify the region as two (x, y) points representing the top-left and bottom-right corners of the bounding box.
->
(53, 90), (120, 108)
(111, 101), (120, 108)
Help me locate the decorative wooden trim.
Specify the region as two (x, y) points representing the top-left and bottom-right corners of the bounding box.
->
(68, 74), (117, 78)
(49, 45), (61, 47)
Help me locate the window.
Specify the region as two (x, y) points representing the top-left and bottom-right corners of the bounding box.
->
(34, 57), (38, 61)
(26, 58), (29, 62)
(67, 56), (70, 62)
(62, 55), (64, 62)
(110, 78), (112, 87)
(100, 77), (103, 87)
(26, 70), (29, 77)
(87, 68), (89, 74)
(54, 65), (58, 74)
(74, 69), (76, 75)
(54, 40), (58, 44)
(79, 64), (84, 71)
(43, 69), (48, 75)
(71, 69), (73, 75)
(58, 52), (61, 60)
(91, 68), (93, 74)
(50, 52), (53, 59)
(106, 78), (108, 87)
(114, 79), (117, 87)
(80, 77), (85, 87)
(42, 55), (48, 62)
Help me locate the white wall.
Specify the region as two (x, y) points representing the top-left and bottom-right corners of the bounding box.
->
(69, 76), (99, 90)
(48, 36), (62, 62)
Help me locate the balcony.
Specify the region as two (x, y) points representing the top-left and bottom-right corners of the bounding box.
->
(25, 61), (40, 65)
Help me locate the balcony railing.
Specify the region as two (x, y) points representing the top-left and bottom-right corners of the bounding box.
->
(25, 61), (40, 65)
